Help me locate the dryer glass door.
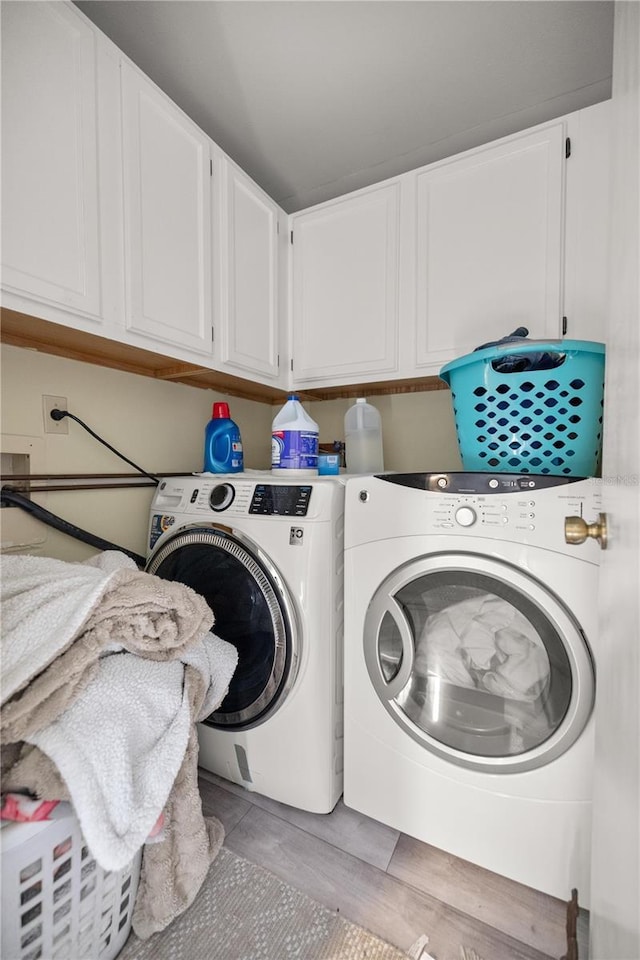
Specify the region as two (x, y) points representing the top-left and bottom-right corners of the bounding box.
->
(146, 527), (298, 730)
(364, 553), (595, 773)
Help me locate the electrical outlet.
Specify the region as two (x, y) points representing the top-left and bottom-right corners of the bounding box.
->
(43, 395), (69, 434)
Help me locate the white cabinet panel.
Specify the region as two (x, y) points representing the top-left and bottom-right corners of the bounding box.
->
(121, 62), (212, 356)
(218, 162), (281, 381)
(1, 2), (102, 320)
(563, 101), (612, 344)
(291, 183), (400, 384)
(415, 123), (565, 368)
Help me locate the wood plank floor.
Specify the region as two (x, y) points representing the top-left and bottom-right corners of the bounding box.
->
(198, 769), (589, 960)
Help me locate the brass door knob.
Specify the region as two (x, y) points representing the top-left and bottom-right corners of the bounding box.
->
(564, 513), (608, 550)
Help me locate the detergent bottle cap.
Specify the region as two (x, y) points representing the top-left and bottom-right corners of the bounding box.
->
(212, 402), (230, 419)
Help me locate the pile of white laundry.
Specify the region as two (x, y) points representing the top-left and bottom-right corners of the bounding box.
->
(415, 593), (550, 702)
(0, 550), (238, 939)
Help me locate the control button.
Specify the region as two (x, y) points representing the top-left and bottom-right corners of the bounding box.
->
(437, 476), (448, 489)
(529, 524), (536, 531)
(528, 513), (535, 519)
(209, 483), (235, 512)
(455, 506), (477, 527)
(501, 517), (509, 524)
(501, 505), (508, 512)
(488, 478), (499, 489)
(359, 490), (370, 503)
(529, 501), (536, 507)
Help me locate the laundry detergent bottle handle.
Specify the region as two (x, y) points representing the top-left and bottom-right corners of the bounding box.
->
(204, 402), (244, 473)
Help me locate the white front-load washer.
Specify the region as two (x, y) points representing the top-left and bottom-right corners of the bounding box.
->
(343, 472), (602, 903)
(146, 472), (344, 813)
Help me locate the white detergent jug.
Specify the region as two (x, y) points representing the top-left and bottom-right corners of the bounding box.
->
(344, 398), (384, 474)
(271, 394), (319, 475)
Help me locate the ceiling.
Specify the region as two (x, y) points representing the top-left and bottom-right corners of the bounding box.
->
(74, 1), (614, 213)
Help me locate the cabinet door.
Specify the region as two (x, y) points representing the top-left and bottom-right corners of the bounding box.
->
(121, 62), (212, 356)
(1, 2), (102, 320)
(217, 161), (281, 381)
(291, 182), (400, 385)
(415, 123), (565, 370)
(563, 101), (612, 345)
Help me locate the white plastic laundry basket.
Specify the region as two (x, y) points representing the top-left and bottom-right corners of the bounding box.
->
(1, 803), (142, 960)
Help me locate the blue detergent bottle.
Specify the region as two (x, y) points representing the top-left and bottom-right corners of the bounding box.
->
(204, 402), (244, 473)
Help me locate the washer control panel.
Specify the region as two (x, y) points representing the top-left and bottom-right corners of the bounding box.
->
(152, 477), (314, 519)
(249, 484), (312, 516)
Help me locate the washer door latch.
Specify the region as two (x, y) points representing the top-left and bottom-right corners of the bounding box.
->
(564, 512), (608, 550)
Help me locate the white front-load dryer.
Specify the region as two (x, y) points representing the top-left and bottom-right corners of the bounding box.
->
(343, 472), (602, 903)
(146, 472), (344, 813)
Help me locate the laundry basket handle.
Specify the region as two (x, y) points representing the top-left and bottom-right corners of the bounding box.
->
(490, 339), (565, 354)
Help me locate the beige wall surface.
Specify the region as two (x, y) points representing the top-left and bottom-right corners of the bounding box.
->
(0, 345), (273, 561)
(305, 392), (462, 475)
(1, 345), (462, 563)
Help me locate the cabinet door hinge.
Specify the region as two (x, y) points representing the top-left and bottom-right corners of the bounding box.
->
(277, 354), (280, 368)
(290, 358), (294, 372)
(565, 137), (571, 159)
(211, 325), (215, 343)
(562, 316), (568, 336)
(290, 230), (293, 245)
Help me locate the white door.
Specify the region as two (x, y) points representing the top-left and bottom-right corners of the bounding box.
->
(1, 3), (102, 320)
(217, 161), (281, 382)
(121, 61), (212, 357)
(415, 123), (565, 369)
(589, 4), (640, 958)
(291, 182), (401, 385)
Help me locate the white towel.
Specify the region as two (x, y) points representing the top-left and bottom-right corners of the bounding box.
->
(0, 552), (137, 702)
(27, 631), (237, 872)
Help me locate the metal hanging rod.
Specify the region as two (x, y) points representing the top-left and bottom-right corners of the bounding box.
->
(0, 471), (189, 495)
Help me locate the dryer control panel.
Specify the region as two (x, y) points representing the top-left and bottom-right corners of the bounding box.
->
(347, 472), (603, 560)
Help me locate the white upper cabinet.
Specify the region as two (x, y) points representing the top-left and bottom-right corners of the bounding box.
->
(414, 122), (565, 370)
(1, 3), (103, 323)
(1, 1), (611, 397)
(216, 161), (283, 382)
(121, 61), (213, 357)
(291, 182), (401, 384)
(288, 119), (573, 389)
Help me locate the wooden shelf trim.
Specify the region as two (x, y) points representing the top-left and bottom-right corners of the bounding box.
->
(0, 307), (449, 402)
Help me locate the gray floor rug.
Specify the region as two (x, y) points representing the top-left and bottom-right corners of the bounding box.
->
(118, 846), (410, 960)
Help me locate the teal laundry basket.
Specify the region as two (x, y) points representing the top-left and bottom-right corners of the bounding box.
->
(439, 339), (605, 476)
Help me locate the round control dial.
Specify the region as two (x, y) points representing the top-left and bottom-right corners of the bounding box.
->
(455, 505), (477, 528)
(209, 483), (235, 512)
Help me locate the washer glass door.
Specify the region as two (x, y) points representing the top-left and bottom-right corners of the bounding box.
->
(146, 526), (298, 730)
(364, 553), (595, 772)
